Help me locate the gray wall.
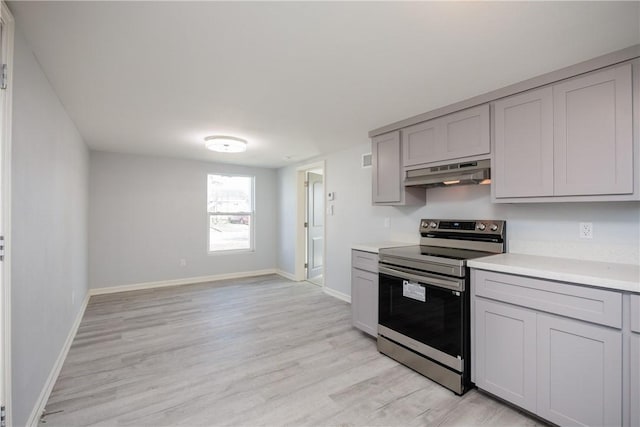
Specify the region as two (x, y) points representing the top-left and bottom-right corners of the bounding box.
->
(11, 28), (89, 427)
(277, 144), (391, 296)
(277, 142), (640, 298)
(89, 151), (277, 289)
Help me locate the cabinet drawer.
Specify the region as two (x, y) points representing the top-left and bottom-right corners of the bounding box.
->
(351, 250), (379, 273)
(632, 294), (640, 333)
(473, 270), (622, 328)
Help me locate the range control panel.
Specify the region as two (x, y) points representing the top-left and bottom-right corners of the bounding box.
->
(419, 219), (505, 235)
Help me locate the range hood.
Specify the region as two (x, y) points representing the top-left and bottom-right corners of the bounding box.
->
(404, 159), (491, 188)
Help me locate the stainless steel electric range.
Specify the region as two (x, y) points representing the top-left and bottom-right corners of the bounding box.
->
(377, 219), (506, 395)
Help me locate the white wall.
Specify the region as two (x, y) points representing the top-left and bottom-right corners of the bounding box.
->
(89, 151), (277, 289)
(11, 28), (89, 427)
(387, 186), (640, 264)
(277, 142), (640, 298)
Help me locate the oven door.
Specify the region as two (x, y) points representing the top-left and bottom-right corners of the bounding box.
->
(378, 266), (468, 372)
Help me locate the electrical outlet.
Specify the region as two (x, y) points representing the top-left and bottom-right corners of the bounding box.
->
(579, 222), (593, 239)
(179, 258), (187, 267)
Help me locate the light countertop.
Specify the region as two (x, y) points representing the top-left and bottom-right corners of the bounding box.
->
(468, 253), (640, 293)
(351, 241), (414, 254)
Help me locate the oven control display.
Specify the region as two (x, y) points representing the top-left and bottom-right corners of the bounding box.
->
(402, 280), (426, 302)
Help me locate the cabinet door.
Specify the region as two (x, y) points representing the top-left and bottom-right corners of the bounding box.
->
(440, 104), (490, 161)
(402, 118), (440, 167)
(494, 87), (554, 198)
(351, 268), (378, 337)
(475, 298), (537, 413)
(631, 333), (640, 427)
(372, 131), (402, 203)
(553, 64), (633, 196)
(537, 313), (622, 427)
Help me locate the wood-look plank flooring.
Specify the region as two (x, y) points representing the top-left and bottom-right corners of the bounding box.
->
(43, 275), (545, 426)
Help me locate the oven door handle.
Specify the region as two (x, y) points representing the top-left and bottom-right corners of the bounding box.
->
(379, 266), (464, 292)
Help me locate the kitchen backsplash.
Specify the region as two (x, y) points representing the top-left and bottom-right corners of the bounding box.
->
(387, 184), (640, 265)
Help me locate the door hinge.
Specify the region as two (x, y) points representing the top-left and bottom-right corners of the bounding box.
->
(304, 181), (309, 188)
(0, 236), (5, 261)
(304, 263), (308, 268)
(0, 64), (7, 90)
(304, 222), (308, 228)
(1, 405), (6, 427)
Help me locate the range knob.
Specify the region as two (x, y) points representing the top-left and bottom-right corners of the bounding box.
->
(490, 224), (499, 232)
(476, 223), (486, 231)
(429, 221), (438, 228)
(421, 220), (428, 228)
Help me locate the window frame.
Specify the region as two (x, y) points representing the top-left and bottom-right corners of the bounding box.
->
(207, 173), (255, 255)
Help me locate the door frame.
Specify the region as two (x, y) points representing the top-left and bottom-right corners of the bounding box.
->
(295, 161), (325, 285)
(304, 168), (324, 284)
(0, 2), (13, 424)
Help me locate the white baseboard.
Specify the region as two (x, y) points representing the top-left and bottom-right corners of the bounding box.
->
(323, 286), (351, 303)
(27, 293), (90, 427)
(275, 269), (298, 281)
(90, 269), (278, 296)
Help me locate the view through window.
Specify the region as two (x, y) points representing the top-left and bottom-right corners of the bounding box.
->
(207, 174), (254, 252)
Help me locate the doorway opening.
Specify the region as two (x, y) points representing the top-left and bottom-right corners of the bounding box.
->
(295, 161), (325, 287)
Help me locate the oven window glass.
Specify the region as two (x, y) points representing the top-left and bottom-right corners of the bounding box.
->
(378, 273), (464, 359)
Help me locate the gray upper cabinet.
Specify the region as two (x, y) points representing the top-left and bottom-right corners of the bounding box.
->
(372, 131), (402, 204)
(402, 104), (490, 167)
(494, 87), (554, 198)
(554, 64), (633, 196)
(440, 105), (491, 161)
(403, 119), (439, 167)
(493, 62), (636, 202)
(372, 131), (426, 206)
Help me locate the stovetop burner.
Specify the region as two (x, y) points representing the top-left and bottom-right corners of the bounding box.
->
(378, 219), (506, 278)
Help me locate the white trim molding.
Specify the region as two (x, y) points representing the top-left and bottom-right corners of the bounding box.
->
(323, 287), (351, 304)
(0, 2), (15, 425)
(295, 160), (326, 283)
(90, 269), (278, 295)
(26, 293), (90, 427)
(276, 269), (297, 281)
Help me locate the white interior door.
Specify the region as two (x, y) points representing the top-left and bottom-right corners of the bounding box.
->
(0, 18), (6, 417)
(0, 2), (14, 425)
(0, 3), (14, 420)
(306, 172), (323, 281)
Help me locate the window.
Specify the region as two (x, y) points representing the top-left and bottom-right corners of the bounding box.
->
(207, 174), (254, 252)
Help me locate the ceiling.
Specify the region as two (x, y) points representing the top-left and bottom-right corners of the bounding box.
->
(8, 1), (640, 168)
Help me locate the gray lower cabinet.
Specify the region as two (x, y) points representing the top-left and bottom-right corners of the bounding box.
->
(473, 269), (625, 426)
(631, 295), (640, 427)
(631, 334), (640, 427)
(474, 298), (537, 413)
(536, 313), (622, 427)
(351, 250), (378, 336)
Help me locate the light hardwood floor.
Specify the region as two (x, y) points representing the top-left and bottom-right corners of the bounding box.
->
(43, 275), (545, 426)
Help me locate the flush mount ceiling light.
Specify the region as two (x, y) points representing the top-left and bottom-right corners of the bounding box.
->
(204, 136), (247, 153)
